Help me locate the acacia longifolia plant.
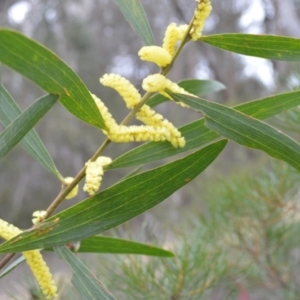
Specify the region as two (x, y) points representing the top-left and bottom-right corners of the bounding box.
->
(1, 0), (300, 298)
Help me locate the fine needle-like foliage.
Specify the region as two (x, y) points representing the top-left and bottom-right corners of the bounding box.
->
(1, 0), (300, 299)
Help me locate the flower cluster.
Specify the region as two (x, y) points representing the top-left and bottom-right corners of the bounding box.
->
(83, 156), (112, 196)
(95, 73), (186, 148)
(0, 219), (57, 299)
(85, 0), (213, 196)
(138, 0), (211, 66)
(138, 23), (188, 67)
(92, 93), (170, 144)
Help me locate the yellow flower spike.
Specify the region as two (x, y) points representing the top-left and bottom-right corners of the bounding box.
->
(177, 24), (189, 41)
(100, 74), (141, 109)
(83, 156), (112, 196)
(22, 250), (58, 300)
(142, 74), (192, 107)
(162, 22), (179, 57)
(107, 125), (170, 143)
(142, 74), (192, 108)
(91, 93), (118, 131)
(97, 156), (113, 166)
(63, 177), (79, 200)
(162, 23), (189, 57)
(0, 219), (22, 240)
(142, 73), (169, 92)
(136, 105), (186, 148)
(0, 219), (58, 299)
(138, 46), (172, 67)
(32, 210), (48, 224)
(190, 0), (212, 41)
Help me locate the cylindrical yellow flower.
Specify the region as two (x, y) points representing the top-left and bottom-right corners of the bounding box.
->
(91, 93), (118, 132)
(177, 24), (189, 41)
(190, 0), (212, 40)
(143, 73), (189, 95)
(63, 177), (79, 200)
(23, 250), (58, 299)
(108, 125), (171, 143)
(0, 219), (58, 299)
(0, 219), (22, 240)
(83, 156), (112, 196)
(138, 46), (172, 67)
(100, 74), (141, 109)
(136, 105), (186, 148)
(142, 73), (169, 92)
(143, 74), (192, 108)
(162, 22), (179, 57)
(162, 23), (189, 57)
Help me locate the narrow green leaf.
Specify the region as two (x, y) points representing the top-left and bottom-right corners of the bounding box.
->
(55, 246), (116, 300)
(115, 0), (155, 45)
(121, 165), (144, 179)
(0, 94), (58, 160)
(147, 79), (226, 107)
(110, 90), (300, 169)
(0, 84), (60, 177)
(200, 34), (300, 61)
(0, 256), (25, 279)
(0, 29), (105, 129)
(77, 236), (173, 257)
(0, 140), (227, 252)
(169, 92), (300, 172)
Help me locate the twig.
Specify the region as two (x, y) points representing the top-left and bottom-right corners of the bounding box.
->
(0, 253), (15, 271)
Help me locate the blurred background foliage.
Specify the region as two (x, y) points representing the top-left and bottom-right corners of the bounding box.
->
(1, 0), (300, 299)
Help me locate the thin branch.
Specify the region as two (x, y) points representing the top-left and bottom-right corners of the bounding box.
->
(0, 253), (15, 271)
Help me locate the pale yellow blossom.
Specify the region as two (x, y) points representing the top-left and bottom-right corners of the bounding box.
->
(190, 0), (212, 40)
(136, 105), (186, 148)
(32, 210), (48, 224)
(142, 73), (191, 107)
(83, 156), (112, 196)
(138, 46), (172, 67)
(91, 93), (118, 131)
(0, 219), (58, 299)
(162, 22), (179, 57)
(23, 250), (58, 299)
(100, 74), (141, 109)
(177, 24), (189, 41)
(108, 125), (170, 143)
(142, 73), (169, 92)
(0, 219), (22, 240)
(162, 23), (189, 57)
